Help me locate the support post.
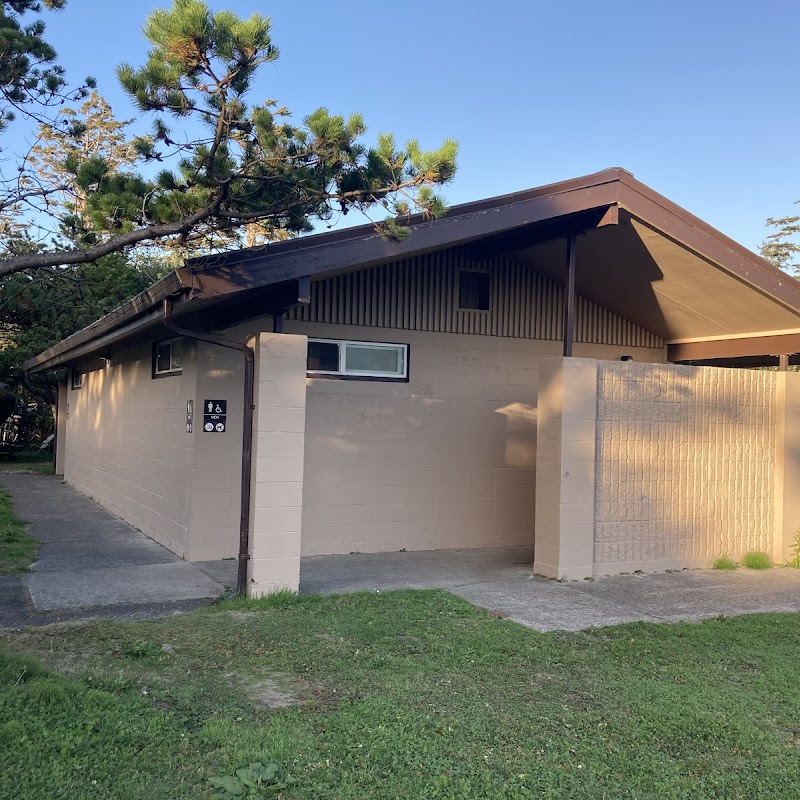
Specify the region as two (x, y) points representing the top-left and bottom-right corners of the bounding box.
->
(563, 235), (576, 357)
(779, 354), (789, 371)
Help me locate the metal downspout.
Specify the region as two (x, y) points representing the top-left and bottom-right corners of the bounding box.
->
(163, 298), (255, 597)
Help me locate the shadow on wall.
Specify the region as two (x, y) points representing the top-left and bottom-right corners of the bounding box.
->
(593, 362), (777, 569)
(512, 215), (671, 342)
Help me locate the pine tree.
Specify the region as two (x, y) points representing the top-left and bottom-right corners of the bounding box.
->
(0, 0), (458, 276)
(0, 1), (93, 132)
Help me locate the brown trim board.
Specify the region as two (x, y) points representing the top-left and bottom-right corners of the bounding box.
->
(668, 334), (800, 362)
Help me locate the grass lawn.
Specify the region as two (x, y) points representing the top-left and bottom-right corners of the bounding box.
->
(0, 449), (54, 475)
(2, 593), (800, 800)
(0, 485), (37, 574)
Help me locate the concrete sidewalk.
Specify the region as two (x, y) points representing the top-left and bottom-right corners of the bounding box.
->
(0, 473), (231, 627)
(300, 547), (800, 631)
(4, 473), (800, 632)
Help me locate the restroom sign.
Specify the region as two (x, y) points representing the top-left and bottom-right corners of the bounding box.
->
(203, 399), (227, 433)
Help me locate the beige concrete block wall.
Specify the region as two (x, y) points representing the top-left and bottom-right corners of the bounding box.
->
(775, 372), (800, 562)
(594, 361), (777, 573)
(285, 319), (663, 556)
(248, 332), (308, 595)
(188, 341), (247, 560)
(533, 358), (597, 579)
(64, 343), (198, 558)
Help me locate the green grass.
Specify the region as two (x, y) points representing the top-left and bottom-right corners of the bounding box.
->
(713, 556), (738, 570)
(0, 449), (54, 475)
(0, 486), (37, 574)
(742, 551), (772, 570)
(3, 593), (800, 799)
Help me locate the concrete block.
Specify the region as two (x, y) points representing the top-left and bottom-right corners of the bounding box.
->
(562, 396), (598, 421)
(249, 556), (300, 595)
(562, 418), (596, 441)
(261, 333), (308, 360)
(560, 461), (596, 484)
(251, 532), (302, 560)
(256, 407), (307, 434)
(559, 481), (595, 506)
(255, 431), (306, 457)
(560, 437), (596, 464)
(254, 456), (305, 483)
(258, 382), (308, 409)
(559, 524), (594, 548)
(253, 481), (303, 509)
(559, 502), (594, 527)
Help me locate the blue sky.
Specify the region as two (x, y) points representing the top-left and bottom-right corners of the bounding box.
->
(18, 0), (800, 252)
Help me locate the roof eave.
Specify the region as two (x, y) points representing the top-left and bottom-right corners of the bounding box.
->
(616, 173), (800, 314)
(23, 268), (194, 373)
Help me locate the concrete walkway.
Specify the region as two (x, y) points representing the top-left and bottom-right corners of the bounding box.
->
(300, 547), (800, 631)
(0, 473), (230, 627)
(3, 473), (800, 632)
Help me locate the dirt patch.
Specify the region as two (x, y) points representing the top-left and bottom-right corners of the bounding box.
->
(247, 678), (302, 709)
(245, 671), (325, 711)
(228, 611), (258, 621)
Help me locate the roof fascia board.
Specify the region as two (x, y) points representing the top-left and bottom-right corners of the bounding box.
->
(189, 182), (621, 300)
(667, 327), (800, 344)
(187, 169), (627, 271)
(668, 332), (800, 361)
(23, 271), (192, 372)
(26, 307), (166, 372)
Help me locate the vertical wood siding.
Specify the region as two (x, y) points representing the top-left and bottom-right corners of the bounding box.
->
(286, 248), (662, 348)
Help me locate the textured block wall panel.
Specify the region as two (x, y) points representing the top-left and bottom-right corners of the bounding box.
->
(287, 247), (663, 349)
(594, 362), (777, 566)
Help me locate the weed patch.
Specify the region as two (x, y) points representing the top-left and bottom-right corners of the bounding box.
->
(742, 551), (772, 569)
(788, 530), (800, 567)
(713, 556), (738, 570)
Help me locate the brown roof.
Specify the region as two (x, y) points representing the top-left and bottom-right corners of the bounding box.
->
(24, 167), (800, 372)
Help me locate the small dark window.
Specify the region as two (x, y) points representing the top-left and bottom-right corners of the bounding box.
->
(153, 339), (183, 377)
(71, 368), (83, 390)
(459, 270), (491, 311)
(307, 340), (340, 372)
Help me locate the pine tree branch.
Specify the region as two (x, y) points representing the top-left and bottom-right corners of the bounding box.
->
(0, 197), (223, 275)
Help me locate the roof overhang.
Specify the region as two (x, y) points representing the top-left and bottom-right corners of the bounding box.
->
(24, 167), (800, 373)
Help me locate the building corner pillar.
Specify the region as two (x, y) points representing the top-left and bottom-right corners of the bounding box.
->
(533, 357), (598, 580)
(247, 332), (308, 597)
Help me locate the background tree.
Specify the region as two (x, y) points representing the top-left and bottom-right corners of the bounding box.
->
(0, 244), (166, 402)
(0, 0), (458, 276)
(25, 90), (136, 219)
(761, 210), (800, 275)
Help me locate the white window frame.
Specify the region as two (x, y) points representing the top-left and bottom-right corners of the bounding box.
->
(307, 338), (408, 380)
(153, 338), (184, 377)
